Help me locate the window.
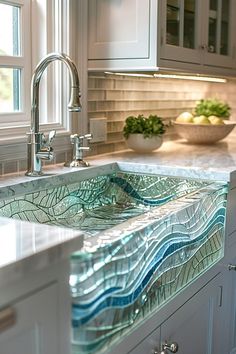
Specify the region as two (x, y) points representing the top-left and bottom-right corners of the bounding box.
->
(0, 0), (77, 142)
(0, 2), (21, 113)
(0, 0), (31, 132)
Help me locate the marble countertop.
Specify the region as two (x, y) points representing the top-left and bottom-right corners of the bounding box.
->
(86, 137), (236, 182)
(1, 136), (236, 281)
(0, 217), (84, 285)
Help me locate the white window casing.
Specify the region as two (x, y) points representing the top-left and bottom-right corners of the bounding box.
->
(0, 0), (31, 138)
(0, 0), (82, 160)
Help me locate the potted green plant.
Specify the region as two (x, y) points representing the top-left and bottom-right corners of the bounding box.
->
(123, 114), (166, 152)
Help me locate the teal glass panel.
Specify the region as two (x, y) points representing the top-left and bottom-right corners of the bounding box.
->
(0, 172), (228, 353)
(70, 182), (227, 353)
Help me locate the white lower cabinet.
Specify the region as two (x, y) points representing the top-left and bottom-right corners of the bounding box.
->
(225, 256), (236, 354)
(128, 327), (160, 354)
(0, 283), (59, 354)
(161, 273), (227, 354)
(129, 272), (228, 354)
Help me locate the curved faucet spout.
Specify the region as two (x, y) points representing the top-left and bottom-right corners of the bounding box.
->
(26, 52), (82, 177)
(31, 52), (82, 133)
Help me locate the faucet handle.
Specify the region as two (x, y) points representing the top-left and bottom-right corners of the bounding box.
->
(70, 134), (78, 144)
(41, 130), (56, 147)
(48, 130), (56, 145)
(36, 130), (56, 162)
(36, 146), (54, 161)
(83, 133), (92, 141)
(70, 133), (92, 145)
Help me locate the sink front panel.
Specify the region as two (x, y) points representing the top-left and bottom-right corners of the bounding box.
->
(0, 170), (228, 354)
(70, 180), (227, 354)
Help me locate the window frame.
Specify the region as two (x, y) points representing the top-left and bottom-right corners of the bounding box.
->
(0, 0), (31, 137)
(0, 0), (79, 145)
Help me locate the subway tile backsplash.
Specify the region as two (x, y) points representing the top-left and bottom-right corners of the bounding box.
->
(1, 72), (236, 176)
(88, 73), (236, 156)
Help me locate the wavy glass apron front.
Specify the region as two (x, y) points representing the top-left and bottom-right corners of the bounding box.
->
(0, 171), (228, 354)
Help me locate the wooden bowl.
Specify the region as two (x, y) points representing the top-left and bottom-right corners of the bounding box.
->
(173, 120), (236, 144)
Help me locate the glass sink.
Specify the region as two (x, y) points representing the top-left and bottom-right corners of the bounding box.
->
(0, 171), (213, 233)
(0, 170), (228, 354)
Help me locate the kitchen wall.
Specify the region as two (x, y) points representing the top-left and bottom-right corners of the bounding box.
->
(1, 73), (236, 176)
(88, 73), (236, 156)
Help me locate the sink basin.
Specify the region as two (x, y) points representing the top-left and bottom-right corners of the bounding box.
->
(0, 170), (213, 234)
(0, 164), (228, 354)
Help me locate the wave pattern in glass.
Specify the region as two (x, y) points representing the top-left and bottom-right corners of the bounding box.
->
(0, 172), (227, 354)
(0, 172), (211, 234)
(70, 181), (227, 354)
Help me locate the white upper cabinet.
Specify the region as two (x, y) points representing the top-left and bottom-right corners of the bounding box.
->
(88, 0), (150, 60)
(88, 0), (236, 75)
(88, 0), (159, 70)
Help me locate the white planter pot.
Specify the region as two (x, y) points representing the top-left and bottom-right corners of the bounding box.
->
(126, 134), (163, 153)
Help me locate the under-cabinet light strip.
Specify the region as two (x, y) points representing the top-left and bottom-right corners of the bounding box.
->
(153, 73), (227, 83)
(105, 72), (153, 78)
(104, 71), (227, 83)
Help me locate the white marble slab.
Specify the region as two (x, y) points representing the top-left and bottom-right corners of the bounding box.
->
(0, 216), (83, 284)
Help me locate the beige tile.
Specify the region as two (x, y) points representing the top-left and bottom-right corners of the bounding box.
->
(107, 121), (124, 133)
(107, 132), (124, 142)
(19, 159), (27, 172)
(55, 152), (66, 164)
(97, 143), (115, 155)
(88, 90), (106, 101)
(88, 112), (108, 119)
(3, 161), (18, 175)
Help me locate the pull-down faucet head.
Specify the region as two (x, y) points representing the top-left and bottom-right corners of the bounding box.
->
(68, 87), (82, 112)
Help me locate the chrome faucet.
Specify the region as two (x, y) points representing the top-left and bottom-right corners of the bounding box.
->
(26, 52), (82, 176)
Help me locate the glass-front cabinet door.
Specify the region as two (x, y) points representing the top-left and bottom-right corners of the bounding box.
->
(203, 0), (235, 68)
(160, 0), (235, 69)
(160, 0), (202, 64)
(166, 0), (196, 49)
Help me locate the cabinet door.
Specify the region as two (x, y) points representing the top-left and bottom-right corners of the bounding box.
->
(160, 273), (226, 354)
(160, 0), (202, 64)
(202, 0), (235, 68)
(0, 283), (60, 354)
(129, 327), (160, 354)
(88, 0), (160, 70)
(224, 257), (236, 354)
(88, 0), (151, 60)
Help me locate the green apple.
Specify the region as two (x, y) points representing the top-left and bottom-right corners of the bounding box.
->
(176, 111), (194, 123)
(193, 115), (211, 125)
(208, 115), (225, 125)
